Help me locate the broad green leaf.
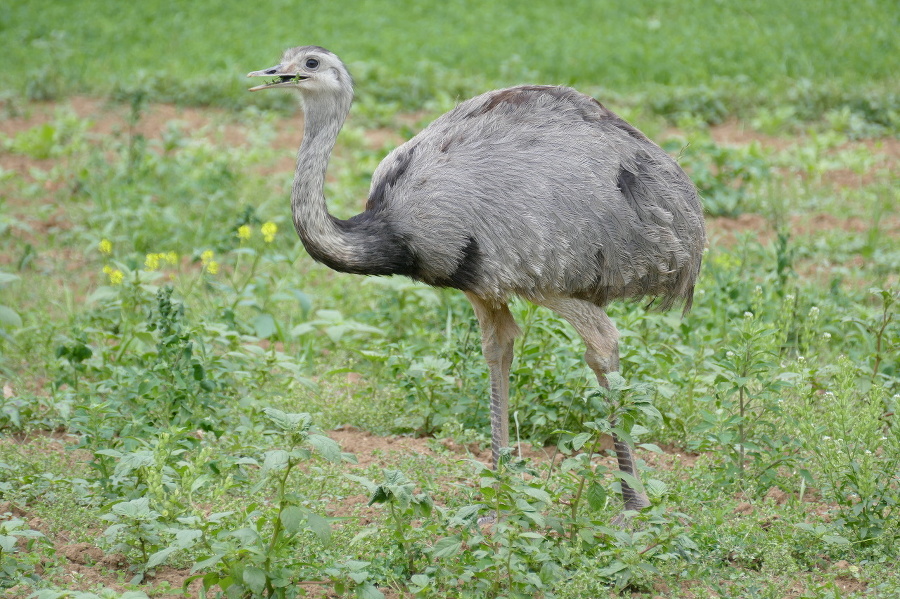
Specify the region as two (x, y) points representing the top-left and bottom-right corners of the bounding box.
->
(86, 285), (119, 304)
(0, 305), (22, 328)
(252, 313), (277, 339)
(356, 582), (385, 599)
(112, 497), (156, 520)
(350, 571), (369, 583)
(598, 560), (629, 576)
(243, 566), (268, 594)
(190, 474), (211, 493)
(586, 482), (608, 511)
(571, 432), (592, 451)
(578, 527), (597, 544)
(522, 486), (552, 504)
(638, 443), (663, 453)
(308, 433), (341, 462)
(646, 479), (668, 498)
(290, 322), (316, 337)
(631, 424), (651, 437)
(280, 505), (306, 534)
(191, 553), (225, 573)
(147, 546), (177, 568)
(173, 529), (202, 548)
(430, 535), (462, 558)
(823, 534), (850, 545)
(306, 512), (331, 543)
(612, 470), (645, 493)
(262, 449), (289, 473)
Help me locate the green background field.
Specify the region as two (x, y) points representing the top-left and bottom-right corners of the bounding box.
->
(0, 1), (898, 598)
(3, 0), (898, 112)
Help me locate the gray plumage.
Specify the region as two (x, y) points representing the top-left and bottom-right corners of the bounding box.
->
(249, 46), (706, 518)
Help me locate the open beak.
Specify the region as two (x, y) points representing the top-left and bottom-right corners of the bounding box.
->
(247, 64), (308, 91)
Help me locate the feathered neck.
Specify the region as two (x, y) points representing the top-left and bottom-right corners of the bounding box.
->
(290, 91), (416, 277)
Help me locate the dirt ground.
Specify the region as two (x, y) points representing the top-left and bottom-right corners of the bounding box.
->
(2, 97), (897, 247)
(0, 428), (868, 598)
(1, 97), (896, 597)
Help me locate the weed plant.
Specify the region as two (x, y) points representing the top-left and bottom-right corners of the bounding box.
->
(2, 1), (899, 134)
(0, 11), (899, 595)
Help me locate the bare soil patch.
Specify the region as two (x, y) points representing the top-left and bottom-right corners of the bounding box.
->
(329, 427), (452, 469)
(667, 118), (899, 189)
(707, 119), (796, 152)
(707, 211), (900, 248)
(707, 118), (900, 161)
(4, 97), (897, 256)
(2, 97), (895, 596)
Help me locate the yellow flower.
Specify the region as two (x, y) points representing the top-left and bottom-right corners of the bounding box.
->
(98, 239), (112, 255)
(261, 222), (278, 243)
(103, 265), (123, 286)
(237, 225), (252, 241)
(200, 250), (218, 274)
(164, 251), (179, 266)
(144, 253), (161, 271)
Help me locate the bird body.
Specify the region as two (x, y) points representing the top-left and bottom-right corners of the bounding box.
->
(367, 85), (704, 309)
(249, 46), (706, 518)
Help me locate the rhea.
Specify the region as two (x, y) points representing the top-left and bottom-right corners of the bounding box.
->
(248, 46), (706, 516)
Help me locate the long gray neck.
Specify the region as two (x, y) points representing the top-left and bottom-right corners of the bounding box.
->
(290, 92), (415, 277)
(290, 92), (355, 267)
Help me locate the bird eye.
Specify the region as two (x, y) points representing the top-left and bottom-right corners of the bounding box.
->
(305, 58), (319, 69)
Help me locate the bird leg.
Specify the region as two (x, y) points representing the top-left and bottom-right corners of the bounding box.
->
(466, 293), (520, 468)
(538, 298), (651, 515)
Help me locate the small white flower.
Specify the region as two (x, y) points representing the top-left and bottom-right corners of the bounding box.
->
(823, 436), (831, 441)
(825, 392), (835, 398)
(822, 332), (832, 340)
(798, 355), (806, 363)
(726, 351), (735, 358)
(809, 306), (820, 318)
(744, 311), (754, 319)
(786, 294), (796, 302)
(865, 450), (872, 455)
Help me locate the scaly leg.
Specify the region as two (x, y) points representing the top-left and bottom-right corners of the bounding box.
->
(537, 297), (651, 515)
(466, 293), (520, 467)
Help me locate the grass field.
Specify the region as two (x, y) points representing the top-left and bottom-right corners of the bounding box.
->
(0, 1), (898, 598)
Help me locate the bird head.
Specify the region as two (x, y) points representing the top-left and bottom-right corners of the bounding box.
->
(247, 46), (352, 96)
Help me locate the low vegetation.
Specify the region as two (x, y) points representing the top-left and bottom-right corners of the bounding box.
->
(1, 1), (898, 597)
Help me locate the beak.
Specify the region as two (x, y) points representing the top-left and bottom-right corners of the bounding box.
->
(247, 64), (306, 91)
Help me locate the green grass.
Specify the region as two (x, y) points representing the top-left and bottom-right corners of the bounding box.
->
(2, 0), (899, 128)
(0, 95), (896, 598)
(7, 0), (897, 87)
(0, 1), (899, 597)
